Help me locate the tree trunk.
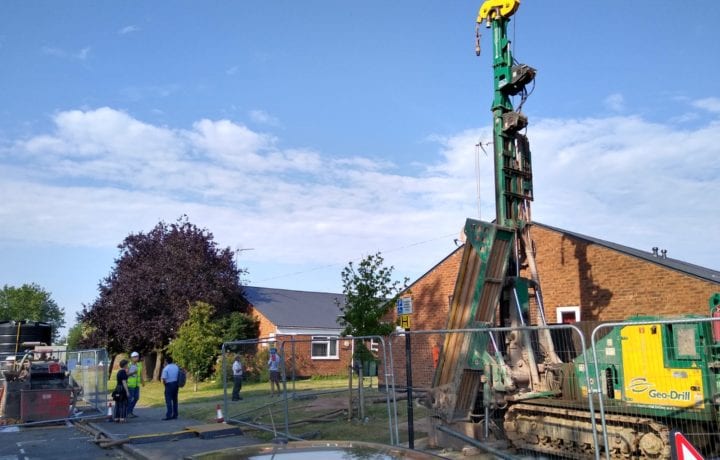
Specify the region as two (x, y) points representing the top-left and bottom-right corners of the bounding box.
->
(194, 371), (198, 392)
(153, 348), (164, 382)
(141, 358), (149, 382)
(107, 354), (117, 381)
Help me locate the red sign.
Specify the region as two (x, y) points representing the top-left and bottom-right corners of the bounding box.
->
(672, 431), (704, 460)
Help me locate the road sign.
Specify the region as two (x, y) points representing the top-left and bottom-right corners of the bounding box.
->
(399, 314), (411, 330)
(671, 431), (704, 460)
(397, 296), (413, 315)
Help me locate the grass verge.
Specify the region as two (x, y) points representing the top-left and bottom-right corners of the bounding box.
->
(118, 376), (427, 444)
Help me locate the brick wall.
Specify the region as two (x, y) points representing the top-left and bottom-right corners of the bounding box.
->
(250, 307), (276, 339)
(382, 225), (719, 388)
(528, 225), (719, 322)
(382, 248), (463, 388)
(275, 334), (352, 377)
(248, 308), (351, 377)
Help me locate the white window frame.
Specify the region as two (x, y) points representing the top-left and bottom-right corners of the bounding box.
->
(311, 336), (339, 360)
(556, 306), (581, 324)
(367, 339), (379, 353)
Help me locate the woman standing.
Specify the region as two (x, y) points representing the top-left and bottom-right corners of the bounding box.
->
(114, 359), (131, 422)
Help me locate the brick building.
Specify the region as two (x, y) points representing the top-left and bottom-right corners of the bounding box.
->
(385, 248), (464, 389)
(385, 222), (720, 388)
(244, 286), (351, 377)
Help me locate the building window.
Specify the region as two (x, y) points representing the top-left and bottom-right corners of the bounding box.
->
(556, 306), (580, 324)
(311, 336), (339, 359)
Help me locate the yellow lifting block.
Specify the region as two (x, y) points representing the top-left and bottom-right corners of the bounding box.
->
(477, 0), (520, 24)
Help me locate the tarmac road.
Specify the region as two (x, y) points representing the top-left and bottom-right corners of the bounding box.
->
(0, 405), (259, 460)
(0, 421), (127, 460)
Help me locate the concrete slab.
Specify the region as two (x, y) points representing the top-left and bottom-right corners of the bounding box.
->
(86, 406), (260, 460)
(186, 423), (243, 439)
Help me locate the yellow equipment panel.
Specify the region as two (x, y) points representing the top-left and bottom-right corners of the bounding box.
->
(621, 324), (704, 409)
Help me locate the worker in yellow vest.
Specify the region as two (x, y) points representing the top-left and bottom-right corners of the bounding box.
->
(127, 351), (144, 417)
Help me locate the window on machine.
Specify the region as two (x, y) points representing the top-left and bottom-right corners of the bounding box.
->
(311, 336), (339, 359)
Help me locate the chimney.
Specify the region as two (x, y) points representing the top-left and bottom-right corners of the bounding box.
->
(652, 247), (659, 257)
(661, 249), (667, 259)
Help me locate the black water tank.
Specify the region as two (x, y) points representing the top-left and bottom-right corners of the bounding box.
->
(0, 320), (52, 357)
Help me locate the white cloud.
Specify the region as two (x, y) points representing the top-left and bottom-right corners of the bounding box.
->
(249, 110), (280, 127)
(2, 106), (719, 277)
(41, 46), (66, 58)
(41, 45), (91, 60)
(669, 112), (700, 124)
(603, 93), (625, 112)
(527, 116), (719, 265)
(118, 25), (140, 35)
(693, 97), (720, 113)
(76, 47), (91, 60)
(188, 118), (274, 169)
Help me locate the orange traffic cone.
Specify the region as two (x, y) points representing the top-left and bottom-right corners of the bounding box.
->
(107, 402), (113, 421)
(215, 404), (224, 423)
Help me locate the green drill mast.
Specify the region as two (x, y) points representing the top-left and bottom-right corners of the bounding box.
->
(477, 0), (535, 229)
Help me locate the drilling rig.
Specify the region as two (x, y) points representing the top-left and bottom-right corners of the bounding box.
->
(430, 0), (561, 424)
(428, 1), (720, 458)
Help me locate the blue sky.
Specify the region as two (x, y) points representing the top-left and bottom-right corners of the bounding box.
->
(2, 1), (719, 337)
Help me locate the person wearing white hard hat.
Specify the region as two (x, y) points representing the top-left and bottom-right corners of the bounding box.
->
(127, 351), (144, 417)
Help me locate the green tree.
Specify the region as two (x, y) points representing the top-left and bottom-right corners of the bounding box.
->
(66, 322), (90, 350)
(338, 252), (407, 362)
(167, 302), (223, 392)
(0, 283), (65, 342)
(219, 311), (259, 345)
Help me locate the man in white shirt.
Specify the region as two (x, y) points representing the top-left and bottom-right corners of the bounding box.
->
(231, 355), (243, 401)
(161, 356), (179, 420)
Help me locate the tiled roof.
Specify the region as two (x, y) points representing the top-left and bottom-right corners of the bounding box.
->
(244, 286), (346, 330)
(535, 222), (720, 285)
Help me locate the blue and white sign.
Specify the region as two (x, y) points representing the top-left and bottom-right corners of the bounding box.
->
(396, 296), (413, 315)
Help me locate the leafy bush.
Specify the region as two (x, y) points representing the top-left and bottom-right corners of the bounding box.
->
(213, 348), (270, 386)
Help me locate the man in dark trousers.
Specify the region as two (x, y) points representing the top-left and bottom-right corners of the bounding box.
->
(127, 351), (144, 417)
(161, 356), (179, 420)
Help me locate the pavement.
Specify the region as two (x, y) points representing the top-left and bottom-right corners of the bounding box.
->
(0, 421), (126, 460)
(84, 406), (260, 460)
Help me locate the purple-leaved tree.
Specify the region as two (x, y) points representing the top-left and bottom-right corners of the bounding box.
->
(80, 216), (250, 380)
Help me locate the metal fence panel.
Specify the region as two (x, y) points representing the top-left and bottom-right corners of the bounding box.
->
(389, 325), (597, 459)
(220, 335), (395, 445)
(590, 316), (720, 459)
(0, 347), (108, 425)
(66, 348), (109, 414)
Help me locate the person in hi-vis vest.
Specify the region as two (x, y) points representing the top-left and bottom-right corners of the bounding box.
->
(127, 351), (144, 417)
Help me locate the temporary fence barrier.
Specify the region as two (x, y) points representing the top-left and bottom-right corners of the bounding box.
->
(0, 347), (109, 425)
(65, 348), (109, 414)
(217, 315), (720, 459)
(590, 316), (720, 460)
(388, 324), (597, 459)
(220, 335), (396, 445)
(221, 337), (277, 414)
